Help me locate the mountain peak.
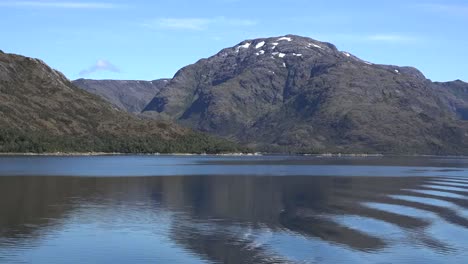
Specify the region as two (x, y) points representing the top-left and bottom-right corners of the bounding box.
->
(198, 34), (391, 78)
(236, 35), (337, 49)
(0, 51), (70, 87)
(225, 35), (339, 59)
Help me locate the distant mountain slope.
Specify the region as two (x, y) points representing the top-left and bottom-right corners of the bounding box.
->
(142, 35), (468, 154)
(73, 78), (169, 112)
(0, 51), (240, 153)
(434, 80), (468, 121)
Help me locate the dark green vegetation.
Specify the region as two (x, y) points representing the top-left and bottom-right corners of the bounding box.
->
(0, 52), (242, 153)
(134, 35), (468, 155)
(0, 128), (238, 154)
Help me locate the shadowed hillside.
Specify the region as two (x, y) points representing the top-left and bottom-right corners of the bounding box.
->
(0, 51), (241, 153)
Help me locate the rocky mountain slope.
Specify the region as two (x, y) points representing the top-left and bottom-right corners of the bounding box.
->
(0, 51), (240, 153)
(434, 80), (468, 121)
(73, 78), (169, 112)
(141, 35), (468, 154)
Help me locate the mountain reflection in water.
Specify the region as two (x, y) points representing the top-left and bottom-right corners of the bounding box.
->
(1, 168), (468, 263)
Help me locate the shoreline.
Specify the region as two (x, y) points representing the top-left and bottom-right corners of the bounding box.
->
(0, 152), (423, 158)
(0, 152), (262, 157)
(0, 152), (466, 158)
(0, 152), (383, 157)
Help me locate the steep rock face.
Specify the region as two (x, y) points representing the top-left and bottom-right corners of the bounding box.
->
(434, 80), (468, 120)
(0, 52), (239, 153)
(73, 78), (169, 112)
(143, 35), (468, 154)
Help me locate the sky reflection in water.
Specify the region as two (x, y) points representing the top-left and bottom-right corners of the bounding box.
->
(0, 156), (468, 263)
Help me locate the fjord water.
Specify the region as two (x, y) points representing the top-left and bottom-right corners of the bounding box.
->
(1, 156), (468, 263)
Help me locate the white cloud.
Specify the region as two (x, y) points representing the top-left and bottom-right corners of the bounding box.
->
(314, 33), (420, 44)
(418, 3), (468, 15)
(0, 1), (122, 9)
(79, 59), (120, 76)
(366, 34), (418, 43)
(143, 17), (257, 31)
(150, 18), (211, 31)
(222, 18), (257, 27)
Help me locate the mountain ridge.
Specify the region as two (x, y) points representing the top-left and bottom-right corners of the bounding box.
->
(73, 78), (169, 113)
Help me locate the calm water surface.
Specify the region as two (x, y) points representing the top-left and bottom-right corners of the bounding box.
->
(0, 155), (468, 263)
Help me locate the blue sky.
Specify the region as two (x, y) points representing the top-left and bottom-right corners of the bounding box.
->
(0, 0), (467, 82)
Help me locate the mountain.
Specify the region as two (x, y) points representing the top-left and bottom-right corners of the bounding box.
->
(141, 35), (468, 154)
(73, 78), (169, 113)
(0, 51), (240, 153)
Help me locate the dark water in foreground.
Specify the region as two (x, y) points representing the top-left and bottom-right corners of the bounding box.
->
(0, 156), (468, 263)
